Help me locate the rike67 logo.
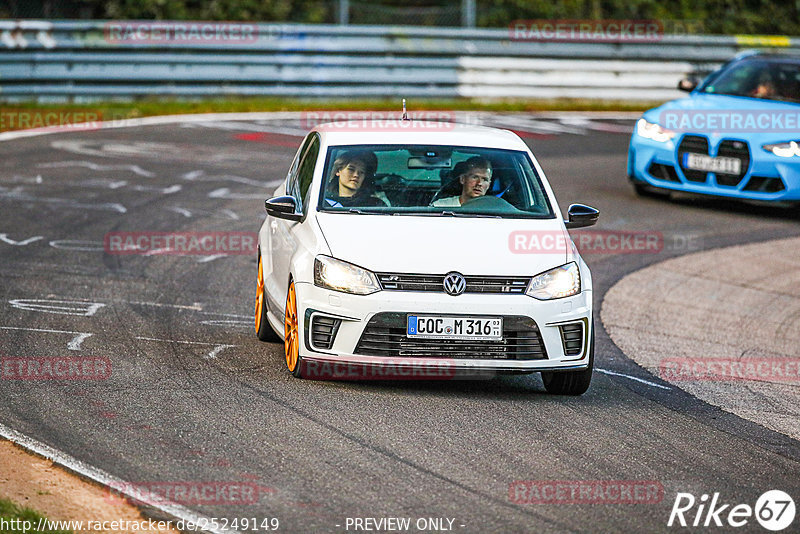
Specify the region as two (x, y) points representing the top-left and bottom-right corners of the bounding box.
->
(668, 490), (795, 531)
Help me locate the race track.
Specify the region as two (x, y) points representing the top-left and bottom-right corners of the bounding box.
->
(1, 114), (799, 533)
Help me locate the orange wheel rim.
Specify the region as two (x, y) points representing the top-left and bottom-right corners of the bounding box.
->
(284, 282), (299, 372)
(255, 256), (264, 333)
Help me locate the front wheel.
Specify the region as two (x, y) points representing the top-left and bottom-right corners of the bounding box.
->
(541, 331), (594, 395)
(284, 280), (304, 378)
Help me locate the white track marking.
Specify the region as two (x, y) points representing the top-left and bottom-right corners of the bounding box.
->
(182, 169), (272, 188)
(196, 254), (225, 263)
(131, 184), (182, 194)
(167, 206), (193, 217)
(0, 326), (93, 351)
(0, 187), (127, 213)
(166, 206), (240, 220)
(596, 368), (672, 390)
(38, 160), (155, 177)
(8, 299), (106, 317)
(200, 319), (251, 329)
(48, 240), (105, 251)
(0, 233), (44, 246)
(128, 301), (204, 311)
(0, 422), (238, 534)
(208, 188), (265, 200)
(0, 111), (637, 144)
(134, 337), (235, 359)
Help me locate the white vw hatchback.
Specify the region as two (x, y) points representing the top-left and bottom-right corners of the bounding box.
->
(256, 120), (599, 394)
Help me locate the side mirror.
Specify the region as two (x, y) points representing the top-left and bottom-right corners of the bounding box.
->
(265, 196), (302, 222)
(564, 204), (599, 229)
(678, 77), (698, 92)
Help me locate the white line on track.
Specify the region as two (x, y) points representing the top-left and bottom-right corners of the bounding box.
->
(134, 337), (235, 359)
(0, 326), (93, 351)
(0, 422), (238, 534)
(37, 160), (155, 177)
(596, 368), (671, 390)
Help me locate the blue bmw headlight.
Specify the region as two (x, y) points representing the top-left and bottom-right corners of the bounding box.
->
(636, 119), (676, 143)
(762, 141), (800, 158)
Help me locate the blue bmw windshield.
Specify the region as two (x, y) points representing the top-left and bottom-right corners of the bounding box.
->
(317, 144), (555, 219)
(701, 59), (800, 103)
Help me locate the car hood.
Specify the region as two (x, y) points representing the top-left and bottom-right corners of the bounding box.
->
(315, 212), (571, 276)
(643, 93), (800, 122)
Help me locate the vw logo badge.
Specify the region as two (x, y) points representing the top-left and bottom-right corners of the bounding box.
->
(443, 272), (466, 296)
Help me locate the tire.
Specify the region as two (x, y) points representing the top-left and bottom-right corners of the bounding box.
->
(255, 254), (281, 342)
(541, 329), (594, 395)
(284, 279), (304, 378)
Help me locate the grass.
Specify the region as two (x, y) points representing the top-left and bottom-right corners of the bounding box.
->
(0, 497), (72, 534)
(0, 97), (654, 132)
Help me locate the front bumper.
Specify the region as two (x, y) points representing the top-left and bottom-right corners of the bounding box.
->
(291, 281), (592, 377)
(628, 133), (800, 201)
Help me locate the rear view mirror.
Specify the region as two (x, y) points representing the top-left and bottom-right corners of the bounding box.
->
(678, 77), (699, 92)
(564, 204), (599, 229)
(407, 156), (452, 169)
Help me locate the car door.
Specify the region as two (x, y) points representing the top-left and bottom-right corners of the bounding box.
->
(267, 133), (320, 316)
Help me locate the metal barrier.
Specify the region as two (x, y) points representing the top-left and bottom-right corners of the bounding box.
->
(1, 20), (798, 101)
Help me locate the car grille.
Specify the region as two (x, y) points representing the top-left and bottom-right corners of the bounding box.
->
(376, 273), (531, 294)
(677, 135), (710, 182)
(354, 312), (547, 360)
(715, 140), (749, 187)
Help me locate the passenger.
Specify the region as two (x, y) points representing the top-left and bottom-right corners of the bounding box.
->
(324, 150), (387, 207)
(431, 157), (492, 207)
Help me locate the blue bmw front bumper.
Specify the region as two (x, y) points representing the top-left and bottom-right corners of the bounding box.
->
(628, 132), (800, 202)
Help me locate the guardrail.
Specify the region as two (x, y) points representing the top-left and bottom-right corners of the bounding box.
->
(1, 20), (798, 101)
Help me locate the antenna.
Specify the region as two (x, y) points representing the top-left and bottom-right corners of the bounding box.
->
(402, 98), (408, 120)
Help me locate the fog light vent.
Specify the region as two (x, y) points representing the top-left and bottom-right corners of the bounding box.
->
(558, 322), (584, 356)
(310, 314), (341, 351)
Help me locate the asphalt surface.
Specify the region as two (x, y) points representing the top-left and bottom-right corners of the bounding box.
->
(1, 114), (799, 533)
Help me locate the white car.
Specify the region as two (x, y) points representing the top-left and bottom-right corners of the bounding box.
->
(255, 121), (599, 394)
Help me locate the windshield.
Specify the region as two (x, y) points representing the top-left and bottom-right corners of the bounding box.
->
(317, 144), (555, 219)
(700, 59), (800, 103)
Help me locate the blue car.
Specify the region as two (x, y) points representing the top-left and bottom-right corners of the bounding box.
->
(628, 51), (800, 204)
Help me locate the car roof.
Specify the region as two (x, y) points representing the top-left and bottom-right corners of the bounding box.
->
(734, 50), (800, 62)
(311, 121), (530, 150)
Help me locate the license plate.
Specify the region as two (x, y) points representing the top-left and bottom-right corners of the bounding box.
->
(683, 153), (741, 175)
(407, 315), (503, 341)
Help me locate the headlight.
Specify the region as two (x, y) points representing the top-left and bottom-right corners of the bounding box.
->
(527, 262), (581, 300)
(314, 256), (381, 295)
(762, 141), (800, 158)
(636, 118), (676, 143)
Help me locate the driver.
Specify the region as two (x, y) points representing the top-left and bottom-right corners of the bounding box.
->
(431, 157), (492, 207)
